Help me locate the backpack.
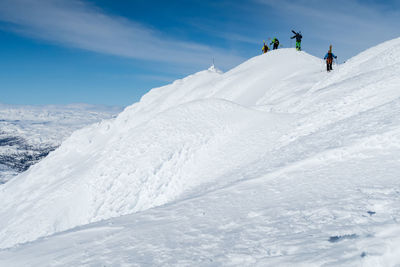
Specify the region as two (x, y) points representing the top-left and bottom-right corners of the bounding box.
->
(326, 52), (333, 63)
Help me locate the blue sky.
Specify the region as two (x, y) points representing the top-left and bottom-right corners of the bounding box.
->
(0, 0), (399, 107)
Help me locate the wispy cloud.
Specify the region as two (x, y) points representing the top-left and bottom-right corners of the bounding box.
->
(0, 0), (244, 70)
(187, 18), (260, 45)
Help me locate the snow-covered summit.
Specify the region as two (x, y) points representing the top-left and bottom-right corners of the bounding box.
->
(207, 64), (222, 73)
(1, 38), (400, 265)
(0, 49), (324, 248)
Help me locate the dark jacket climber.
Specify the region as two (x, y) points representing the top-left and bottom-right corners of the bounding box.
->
(270, 38), (279, 50)
(291, 30), (302, 51)
(324, 45), (337, 72)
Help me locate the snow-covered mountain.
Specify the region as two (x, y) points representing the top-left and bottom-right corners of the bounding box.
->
(1, 38), (400, 266)
(0, 104), (122, 183)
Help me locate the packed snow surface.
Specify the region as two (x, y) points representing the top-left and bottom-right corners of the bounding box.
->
(1, 38), (400, 265)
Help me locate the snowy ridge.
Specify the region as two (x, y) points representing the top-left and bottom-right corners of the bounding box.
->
(1, 38), (400, 265)
(0, 49), (325, 248)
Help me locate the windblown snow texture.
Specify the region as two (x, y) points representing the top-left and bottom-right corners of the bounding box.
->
(1, 38), (400, 266)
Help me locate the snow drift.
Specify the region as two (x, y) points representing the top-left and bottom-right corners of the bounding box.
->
(1, 37), (400, 259)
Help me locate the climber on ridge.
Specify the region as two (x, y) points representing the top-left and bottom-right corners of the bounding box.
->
(270, 37), (280, 50)
(324, 45), (337, 72)
(262, 41), (269, 54)
(291, 30), (302, 51)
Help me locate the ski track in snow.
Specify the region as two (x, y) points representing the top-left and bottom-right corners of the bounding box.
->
(1, 38), (400, 266)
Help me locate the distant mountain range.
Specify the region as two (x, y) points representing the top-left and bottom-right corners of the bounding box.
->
(0, 103), (123, 183)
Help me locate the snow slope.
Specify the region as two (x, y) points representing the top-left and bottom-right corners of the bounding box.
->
(1, 38), (400, 265)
